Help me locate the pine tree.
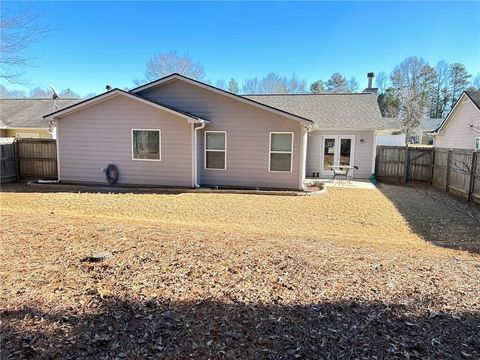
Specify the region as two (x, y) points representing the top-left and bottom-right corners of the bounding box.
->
(449, 63), (471, 108)
(228, 78), (239, 94)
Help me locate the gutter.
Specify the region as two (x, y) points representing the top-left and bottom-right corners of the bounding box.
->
(193, 121), (206, 188)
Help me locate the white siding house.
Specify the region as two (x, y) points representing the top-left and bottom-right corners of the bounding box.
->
(45, 73), (384, 189)
(432, 91), (480, 150)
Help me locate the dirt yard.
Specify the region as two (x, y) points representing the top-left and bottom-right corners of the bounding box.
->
(1, 184), (479, 359)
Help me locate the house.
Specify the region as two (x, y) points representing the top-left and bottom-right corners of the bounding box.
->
(431, 90), (480, 150)
(43, 73), (383, 190)
(376, 117), (443, 146)
(0, 98), (79, 139)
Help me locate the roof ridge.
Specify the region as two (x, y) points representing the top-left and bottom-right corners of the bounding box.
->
(243, 93), (373, 96)
(0, 98), (79, 100)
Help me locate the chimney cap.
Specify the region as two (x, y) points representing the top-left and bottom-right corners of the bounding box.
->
(367, 72), (375, 78)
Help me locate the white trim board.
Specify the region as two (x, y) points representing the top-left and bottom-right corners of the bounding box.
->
(131, 129), (162, 161)
(204, 131), (227, 170)
(268, 131), (294, 173)
(319, 135), (356, 176)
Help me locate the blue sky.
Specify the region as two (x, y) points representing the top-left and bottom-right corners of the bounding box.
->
(2, 1), (479, 96)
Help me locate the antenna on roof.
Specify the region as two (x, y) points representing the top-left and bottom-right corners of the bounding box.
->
(50, 84), (60, 112)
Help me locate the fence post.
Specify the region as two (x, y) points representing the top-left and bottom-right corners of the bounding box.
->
(445, 149), (452, 193)
(403, 146), (410, 184)
(14, 140), (21, 181)
(429, 149), (435, 184)
(468, 151), (477, 202)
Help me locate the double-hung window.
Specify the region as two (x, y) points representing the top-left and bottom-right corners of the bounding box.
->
(475, 136), (480, 151)
(132, 129), (161, 160)
(205, 131), (226, 170)
(269, 132), (293, 172)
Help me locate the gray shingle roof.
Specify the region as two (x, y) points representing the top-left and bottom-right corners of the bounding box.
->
(465, 90), (480, 110)
(243, 93), (383, 129)
(0, 98), (79, 128)
(383, 117), (443, 131)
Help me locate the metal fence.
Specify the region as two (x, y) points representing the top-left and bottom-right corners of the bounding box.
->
(0, 138), (57, 183)
(375, 146), (479, 204)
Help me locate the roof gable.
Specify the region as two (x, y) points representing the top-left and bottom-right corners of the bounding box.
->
(434, 91), (480, 134)
(465, 90), (480, 111)
(130, 73), (313, 125)
(43, 89), (208, 123)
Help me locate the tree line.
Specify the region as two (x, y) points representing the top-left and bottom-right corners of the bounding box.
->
(2, 48), (479, 123)
(378, 58), (479, 119)
(132, 51), (479, 120)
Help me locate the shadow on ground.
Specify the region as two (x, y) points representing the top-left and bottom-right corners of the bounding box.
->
(2, 298), (479, 359)
(379, 184), (480, 254)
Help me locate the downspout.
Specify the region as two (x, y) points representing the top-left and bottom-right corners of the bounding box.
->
(194, 122), (206, 188)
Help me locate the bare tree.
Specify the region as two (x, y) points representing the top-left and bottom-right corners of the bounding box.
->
(0, 4), (48, 84)
(215, 79), (226, 90)
(0, 84), (26, 98)
(347, 77), (359, 92)
(259, 73), (289, 93)
(29, 87), (50, 98)
(429, 61), (451, 118)
(391, 57), (434, 182)
(375, 72), (388, 94)
(134, 50), (205, 85)
(242, 77), (260, 94)
(242, 73), (307, 94)
(287, 73), (307, 94)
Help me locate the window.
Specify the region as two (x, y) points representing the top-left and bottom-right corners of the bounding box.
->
(205, 131), (226, 170)
(476, 136), (480, 151)
(132, 129), (161, 160)
(269, 132), (293, 172)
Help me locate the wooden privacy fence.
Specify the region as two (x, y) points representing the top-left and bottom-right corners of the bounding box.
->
(376, 145), (480, 204)
(0, 138), (57, 183)
(375, 146), (433, 183)
(0, 142), (18, 183)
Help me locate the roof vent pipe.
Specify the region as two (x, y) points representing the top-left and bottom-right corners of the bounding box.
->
(106, 85), (112, 91)
(367, 72), (374, 89)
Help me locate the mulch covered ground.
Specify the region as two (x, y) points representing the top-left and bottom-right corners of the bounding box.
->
(1, 184), (479, 359)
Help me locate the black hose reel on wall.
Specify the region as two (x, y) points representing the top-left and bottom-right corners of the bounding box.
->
(105, 164), (119, 185)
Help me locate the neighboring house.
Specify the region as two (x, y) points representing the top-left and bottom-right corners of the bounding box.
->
(432, 91), (480, 150)
(0, 98), (79, 139)
(44, 73), (383, 190)
(376, 117), (443, 146)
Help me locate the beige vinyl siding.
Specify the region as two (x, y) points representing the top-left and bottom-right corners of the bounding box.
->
(57, 95), (193, 187)
(139, 80), (303, 189)
(306, 130), (375, 179)
(435, 99), (480, 150)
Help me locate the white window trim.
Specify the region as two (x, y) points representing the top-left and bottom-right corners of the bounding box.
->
(204, 131), (227, 170)
(475, 136), (480, 151)
(269, 132), (294, 173)
(131, 129), (161, 161)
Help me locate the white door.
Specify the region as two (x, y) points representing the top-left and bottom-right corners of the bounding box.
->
(321, 135), (355, 175)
